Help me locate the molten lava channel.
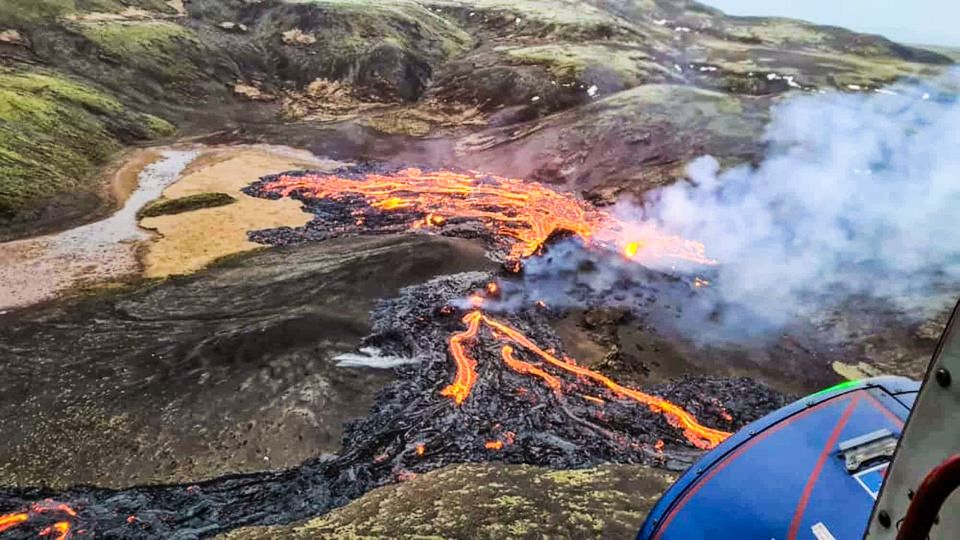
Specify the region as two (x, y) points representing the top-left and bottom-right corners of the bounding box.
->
(441, 309), (731, 450)
(261, 167), (728, 449)
(0, 500), (76, 540)
(262, 167), (714, 265)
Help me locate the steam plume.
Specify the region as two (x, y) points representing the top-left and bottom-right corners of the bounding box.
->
(507, 72), (960, 341)
(644, 73), (959, 326)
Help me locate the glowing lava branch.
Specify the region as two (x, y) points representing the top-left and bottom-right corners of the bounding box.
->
(445, 311), (731, 450)
(0, 501), (76, 540)
(501, 345), (562, 396)
(0, 512), (29, 533)
(261, 167), (713, 264)
(39, 521), (70, 540)
(440, 310), (483, 405)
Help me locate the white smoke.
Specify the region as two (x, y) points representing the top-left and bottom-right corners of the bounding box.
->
(334, 347), (422, 369)
(635, 72), (960, 330)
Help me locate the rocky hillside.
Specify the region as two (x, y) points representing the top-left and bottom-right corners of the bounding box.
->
(0, 0), (952, 239)
(222, 463), (678, 539)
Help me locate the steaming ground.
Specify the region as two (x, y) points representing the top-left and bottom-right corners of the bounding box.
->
(461, 73), (960, 349)
(636, 72), (960, 339)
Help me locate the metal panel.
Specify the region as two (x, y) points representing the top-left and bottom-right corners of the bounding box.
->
(867, 299), (960, 539)
(638, 379), (914, 540)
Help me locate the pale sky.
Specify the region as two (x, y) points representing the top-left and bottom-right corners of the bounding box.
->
(703, 0), (960, 47)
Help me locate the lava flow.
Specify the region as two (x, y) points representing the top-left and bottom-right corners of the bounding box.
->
(0, 501), (76, 540)
(255, 167), (714, 265)
(441, 305), (731, 450)
(252, 166), (728, 449)
(0, 166), (748, 539)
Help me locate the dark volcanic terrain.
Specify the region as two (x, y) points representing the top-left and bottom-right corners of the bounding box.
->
(0, 0), (956, 538)
(0, 235), (494, 489)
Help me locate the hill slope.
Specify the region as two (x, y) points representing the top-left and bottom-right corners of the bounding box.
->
(0, 0), (952, 239)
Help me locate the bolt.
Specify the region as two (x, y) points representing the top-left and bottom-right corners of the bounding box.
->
(936, 368), (951, 388)
(878, 510), (892, 528)
(908, 489), (914, 500)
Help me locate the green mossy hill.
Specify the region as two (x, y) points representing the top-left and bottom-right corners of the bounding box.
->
(421, 0), (949, 122)
(187, 0), (474, 101)
(0, 68), (175, 224)
(0, 0), (953, 236)
(220, 463), (677, 540)
(455, 84), (767, 203)
(0, 0), (176, 27)
(426, 0), (639, 41)
(275, 0), (473, 58)
(70, 21), (205, 82)
(138, 192), (237, 218)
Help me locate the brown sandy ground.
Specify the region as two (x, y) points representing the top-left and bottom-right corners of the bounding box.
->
(0, 148), (167, 311)
(139, 145), (344, 278)
(0, 144), (337, 311)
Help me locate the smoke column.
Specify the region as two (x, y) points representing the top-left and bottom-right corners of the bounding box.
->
(497, 72), (960, 342)
(633, 71), (960, 333)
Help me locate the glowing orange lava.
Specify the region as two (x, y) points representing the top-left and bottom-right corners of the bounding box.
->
(443, 310), (731, 450)
(581, 395), (605, 405)
(484, 440), (504, 450)
(0, 500), (76, 539)
(501, 345), (562, 395)
(262, 168), (713, 264)
(39, 522), (70, 540)
(440, 310), (482, 405)
(263, 167), (726, 449)
(0, 512), (29, 533)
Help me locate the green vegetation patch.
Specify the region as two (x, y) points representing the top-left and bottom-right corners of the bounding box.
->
(0, 0), (74, 26)
(78, 0), (177, 14)
(0, 0), (175, 26)
(423, 0), (637, 41)
(280, 0), (473, 59)
(722, 17), (830, 49)
(138, 192), (237, 218)
(0, 67), (175, 220)
(72, 21), (203, 80)
(426, 0), (622, 27)
(143, 114), (177, 137)
(503, 43), (669, 83)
